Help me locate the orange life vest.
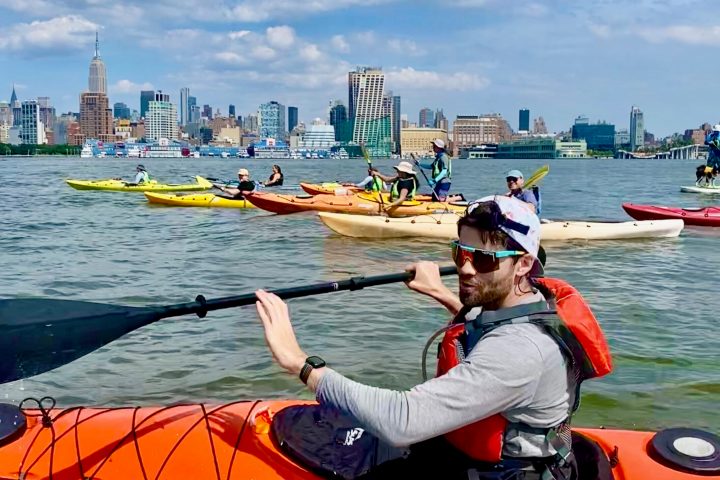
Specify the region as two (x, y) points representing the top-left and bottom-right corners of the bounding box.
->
(436, 277), (612, 462)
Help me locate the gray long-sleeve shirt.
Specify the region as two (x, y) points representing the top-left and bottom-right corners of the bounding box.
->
(316, 294), (574, 458)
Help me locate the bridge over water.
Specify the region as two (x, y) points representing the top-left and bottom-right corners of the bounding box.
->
(616, 144), (708, 160)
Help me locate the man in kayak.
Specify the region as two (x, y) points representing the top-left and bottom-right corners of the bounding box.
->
(506, 169), (539, 213)
(347, 167), (386, 192)
(219, 168), (257, 199)
(703, 125), (720, 185)
(125, 164), (150, 185)
(414, 138), (452, 201)
(255, 196), (610, 479)
(371, 161), (418, 212)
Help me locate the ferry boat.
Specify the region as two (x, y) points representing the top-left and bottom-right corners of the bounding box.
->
(80, 145), (93, 158)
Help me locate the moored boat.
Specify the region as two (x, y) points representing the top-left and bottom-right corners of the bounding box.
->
(622, 203), (720, 227)
(317, 212), (684, 241)
(0, 399), (716, 480)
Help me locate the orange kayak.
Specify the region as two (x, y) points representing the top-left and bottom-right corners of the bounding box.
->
(1, 400), (717, 479)
(246, 192), (466, 216)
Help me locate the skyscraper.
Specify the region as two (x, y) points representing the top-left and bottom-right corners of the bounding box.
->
(76, 92), (113, 144)
(10, 85), (21, 126)
(188, 96), (198, 123)
(146, 91), (178, 140)
(288, 106), (298, 132)
(519, 109), (530, 131)
(630, 106), (644, 151)
(347, 66), (390, 156)
(20, 100), (45, 144)
(419, 107), (434, 128)
(329, 100), (348, 141)
(435, 109), (448, 131)
(140, 90), (154, 119)
(179, 87), (190, 126)
(37, 97), (55, 137)
(259, 101), (286, 139)
(88, 32), (107, 94)
(229, 104), (236, 118)
(392, 95), (401, 154)
(202, 104), (212, 119)
(113, 102), (131, 120)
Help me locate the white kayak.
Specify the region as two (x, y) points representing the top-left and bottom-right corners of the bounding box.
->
(680, 185), (720, 194)
(317, 212), (684, 241)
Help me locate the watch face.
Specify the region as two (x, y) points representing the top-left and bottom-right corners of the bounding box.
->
(306, 356), (326, 368)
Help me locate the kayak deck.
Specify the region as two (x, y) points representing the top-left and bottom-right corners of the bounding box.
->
(66, 176), (213, 192)
(317, 212), (684, 241)
(623, 203), (720, 226)
(0, 400), (714, 480)
(144, 192), (255, 208)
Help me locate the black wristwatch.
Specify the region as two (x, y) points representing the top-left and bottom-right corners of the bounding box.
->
(299, 356), (326, 384)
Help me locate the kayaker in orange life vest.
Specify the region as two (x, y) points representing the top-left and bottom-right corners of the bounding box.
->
(255, 195), (611, 479)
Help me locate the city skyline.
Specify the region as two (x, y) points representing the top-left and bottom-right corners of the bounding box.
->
(1, 0), (718, 137)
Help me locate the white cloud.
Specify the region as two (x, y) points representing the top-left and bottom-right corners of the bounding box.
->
(0, 15), (97, 55)
(266, 25), (296, 48)
(331, 34), (350, 53)
(353, 31), (377, 45)
(214, 51), (248, 65)
(228, 30), (251, 40)
(110, 79), (154, 94)
(386, 67), (490, 91)
(387, 39), (425, 56)
(517, 2), (548, 17)
(589, 24), (611, 38)
(299, 44), (323, 61)
(636, 25), (720, 45)
(251, 45), (277, 59)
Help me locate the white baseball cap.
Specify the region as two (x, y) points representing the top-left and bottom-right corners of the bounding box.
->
(465, 195), (544, 276)
(431, 138), (446, 149)
(238, 168), (249, 176)
(713, 124), (720, 132)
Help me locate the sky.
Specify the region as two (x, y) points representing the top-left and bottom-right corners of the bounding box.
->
(0, 0), (717, 137)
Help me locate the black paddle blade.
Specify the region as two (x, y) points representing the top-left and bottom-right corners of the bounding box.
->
(0, 298), (163, 384)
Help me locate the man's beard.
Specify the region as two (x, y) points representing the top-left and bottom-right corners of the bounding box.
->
(459, 273), (514, 311)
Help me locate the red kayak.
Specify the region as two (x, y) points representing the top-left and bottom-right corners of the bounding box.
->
(1, 399), (718, 479)
(622, 203), (720, 227)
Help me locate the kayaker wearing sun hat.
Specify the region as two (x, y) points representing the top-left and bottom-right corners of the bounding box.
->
(132, 164), (150, 184)
(414, 138), (452, 201)
(372, 161), (419, 212)
(254, 195), (612, 479)
(219, 168), (257, 200)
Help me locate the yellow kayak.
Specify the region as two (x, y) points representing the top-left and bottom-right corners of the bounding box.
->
(66, 176), (213, 192)
(144, 192), (255, 208)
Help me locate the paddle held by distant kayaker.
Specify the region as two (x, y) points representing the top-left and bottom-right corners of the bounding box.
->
(255, 195), (612, 479)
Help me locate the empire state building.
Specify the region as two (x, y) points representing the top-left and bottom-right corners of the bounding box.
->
(88, 32), (107, 94)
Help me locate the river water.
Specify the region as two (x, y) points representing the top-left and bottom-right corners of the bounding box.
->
(1, 155), (718, 434)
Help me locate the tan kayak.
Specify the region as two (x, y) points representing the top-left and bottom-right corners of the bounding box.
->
(317, 212), (685, 241)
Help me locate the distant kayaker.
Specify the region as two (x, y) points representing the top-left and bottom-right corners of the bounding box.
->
(505, 169), (539, 214)
(219, 168), (256, 199)
(704, 125), (720, 174)
(372, 161), (418, 212)
(128, 165), (150, 185)
(264, 164), (284, 187)
(255, 195), (611, 479)
(413, 138), (452, 201)
(350, 167), (386, 192)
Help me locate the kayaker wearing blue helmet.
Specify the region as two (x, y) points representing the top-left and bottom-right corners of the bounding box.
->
(506, 169), (539, 214)
(254, 195), (611, 479)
